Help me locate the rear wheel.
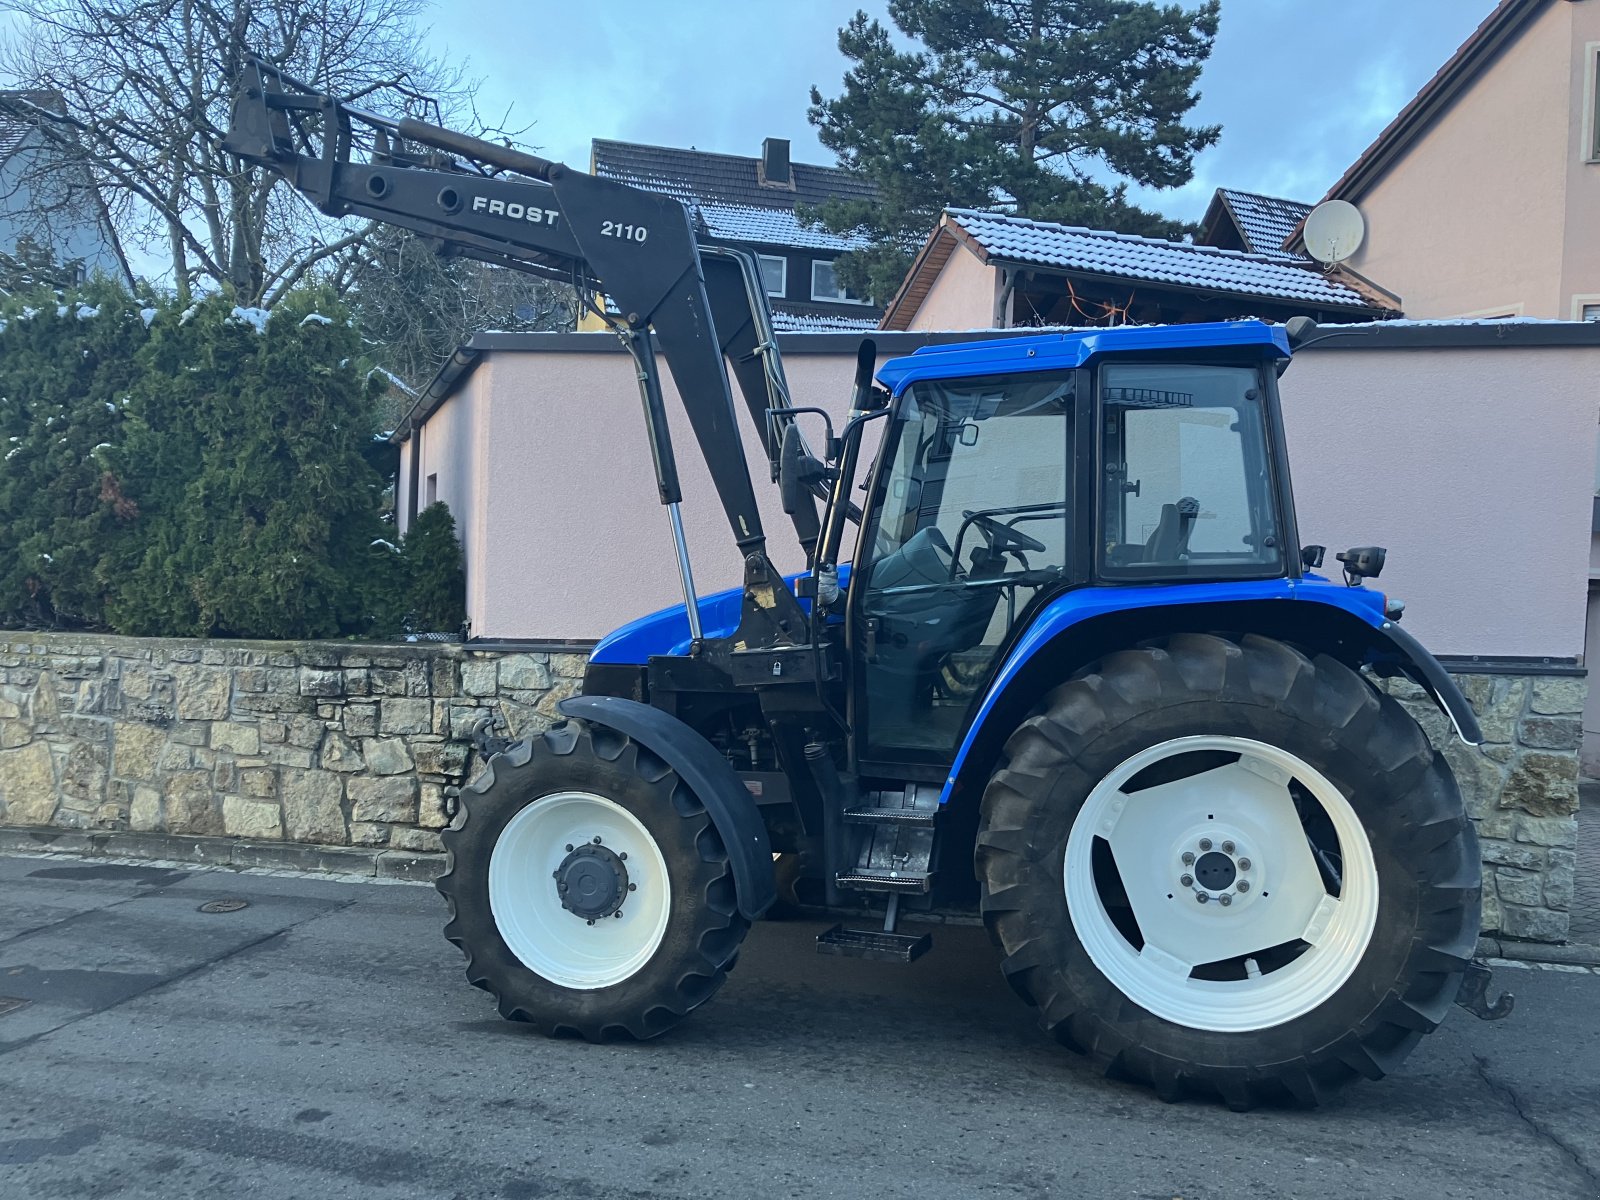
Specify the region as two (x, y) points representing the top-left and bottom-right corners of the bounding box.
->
(976, 633), (1480, 1108)
(437, 720), (748, 1039)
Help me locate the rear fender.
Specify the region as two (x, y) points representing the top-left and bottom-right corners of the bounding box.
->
(939, 582), (1482, 808)
(558, 695), (775, 919)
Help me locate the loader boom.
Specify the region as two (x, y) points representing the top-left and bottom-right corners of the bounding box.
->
(223, 59), (815, 643)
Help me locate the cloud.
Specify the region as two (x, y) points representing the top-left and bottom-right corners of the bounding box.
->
(426, 0), (1496, 221)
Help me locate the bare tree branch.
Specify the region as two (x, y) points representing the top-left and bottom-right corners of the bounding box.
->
(0, 0), (480, 303)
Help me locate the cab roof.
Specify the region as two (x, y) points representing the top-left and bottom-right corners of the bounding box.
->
(874, 319), (1292, 394)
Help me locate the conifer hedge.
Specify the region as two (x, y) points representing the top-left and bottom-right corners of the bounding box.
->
(0, 286), (465, 640)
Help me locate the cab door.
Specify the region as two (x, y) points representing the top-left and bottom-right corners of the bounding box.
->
(849, 370), (1079, 772)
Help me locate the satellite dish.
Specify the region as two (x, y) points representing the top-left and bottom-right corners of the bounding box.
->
(1302, 199), (1365, 265)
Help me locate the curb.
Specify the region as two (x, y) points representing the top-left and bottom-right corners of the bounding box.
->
(0, 826), (447, 883)
(1476, 934), (1600, 968)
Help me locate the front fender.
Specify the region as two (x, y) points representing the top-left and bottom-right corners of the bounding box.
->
(939, 581), (1482, 807)
(558, 695), (775, 919)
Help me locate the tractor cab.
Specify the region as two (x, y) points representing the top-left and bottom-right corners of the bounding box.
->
(848, 323), (1297, 769)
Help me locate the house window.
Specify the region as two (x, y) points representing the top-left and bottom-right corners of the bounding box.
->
(1584, 304), (1600, 322)
(425, 473), (438, 507)
(757, 254), (787, 298)
(811, 259), (870, 305)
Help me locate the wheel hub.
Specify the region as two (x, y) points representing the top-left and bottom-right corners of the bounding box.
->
(1176, 831), (1253, 905)
(1193, 850), (1237, 892)
(555, 840), (630, 921)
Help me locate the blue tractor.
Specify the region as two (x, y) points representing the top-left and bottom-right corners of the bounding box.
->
(228, 63), (1500, 1108)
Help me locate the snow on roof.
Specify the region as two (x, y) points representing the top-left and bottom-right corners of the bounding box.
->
(769, 309), (880, 333)
(696, 203), (869, 252)
(947, 208), (1384, 310)
(1214, 189), (1313, 256)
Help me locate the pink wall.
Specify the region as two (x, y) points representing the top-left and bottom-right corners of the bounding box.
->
(1281, 346), (1596, 657)
(408, 336), (1599, 659)
(411, 340), (873, 640)
(1344, 1), (1587, 318)
(906, 243), (999, 332)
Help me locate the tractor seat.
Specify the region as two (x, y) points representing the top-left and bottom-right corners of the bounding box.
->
(1144, 496), (1199, 563)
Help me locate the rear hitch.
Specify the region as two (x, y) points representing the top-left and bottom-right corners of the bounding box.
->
(1454, 960), (1514, 1021)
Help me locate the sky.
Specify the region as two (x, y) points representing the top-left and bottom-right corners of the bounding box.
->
(422, 0), (1497, 222)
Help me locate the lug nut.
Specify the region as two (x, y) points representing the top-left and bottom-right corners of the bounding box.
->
(1180, 874), (1193, 887)
(1238, 858), (1251, 871)
(1219, 894), (1232, 907)
(558, 882), (568, 892)
(1181, 851), (1195, 865)
(1196, 892), (1210, 904)
(1236, 880), (1250, 893)
(627, 882), (637, 891)
(1222, 840), (1236, 854)
(613, 911), (624, 919)
(565, 844), (574, 852)
(586, 918), (596, 926)
(619, 852), (628, 861)
(1199, 838), (1213, 851)
(592, 836), (603, 845)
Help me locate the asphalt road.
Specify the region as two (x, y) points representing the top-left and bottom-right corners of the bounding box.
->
(1, 853), (1596, 1200)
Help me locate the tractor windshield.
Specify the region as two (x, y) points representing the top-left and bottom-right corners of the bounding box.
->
(1099, 363), (1283, 579)
(855, 372), (1073, 759)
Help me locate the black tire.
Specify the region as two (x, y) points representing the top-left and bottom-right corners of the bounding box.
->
(976, 632), (1480, 1109)
(437, 719), (748, 1040)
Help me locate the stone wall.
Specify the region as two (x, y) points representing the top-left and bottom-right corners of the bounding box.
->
(1379, 670), (1583, 943)
(0, 631), (582, 858)
(0, 632), (1585, 942)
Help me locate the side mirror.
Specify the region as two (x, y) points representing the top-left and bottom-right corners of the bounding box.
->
(1300, 544), (1326, 569)
(779, 423), (824, 518)
(1285, 315), (1318, 347)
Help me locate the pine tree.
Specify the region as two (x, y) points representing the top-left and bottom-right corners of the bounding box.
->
(807, 0), (1221, 300)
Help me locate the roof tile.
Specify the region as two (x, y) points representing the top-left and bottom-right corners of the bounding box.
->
(1216, 189), (1312, 255)
(947, 208), (1383, 310)
(592, 139), (875, 252)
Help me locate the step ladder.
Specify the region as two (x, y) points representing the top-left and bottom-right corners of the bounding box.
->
(816, 783), (939, 963)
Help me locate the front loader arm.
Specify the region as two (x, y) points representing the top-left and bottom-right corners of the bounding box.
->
(224, 59), (811, 640)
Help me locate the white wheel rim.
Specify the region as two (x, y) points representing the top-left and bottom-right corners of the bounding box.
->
(1065, 735), (1378, 1033)
(489, 791), (671, 990)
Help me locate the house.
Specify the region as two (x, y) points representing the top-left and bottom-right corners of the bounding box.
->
(1284, 0), (1600, 320)
(1283, 0), (1600, 778)
(878, 206), (1397, 331)
(588, 137), (880, 331)
(0, 91), (129, 287)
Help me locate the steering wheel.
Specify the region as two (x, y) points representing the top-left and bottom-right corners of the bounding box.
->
(962, 509), (1046, 556)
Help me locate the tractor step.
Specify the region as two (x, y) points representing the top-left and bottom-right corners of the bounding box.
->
(842, 805), (937, 826)
(834, 868), (933, 894)
(816, 924), (931, 963)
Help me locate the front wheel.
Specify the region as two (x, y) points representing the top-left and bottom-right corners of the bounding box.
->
(976, 633), (1480, 1108)
(437, 720), (748, 1040)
